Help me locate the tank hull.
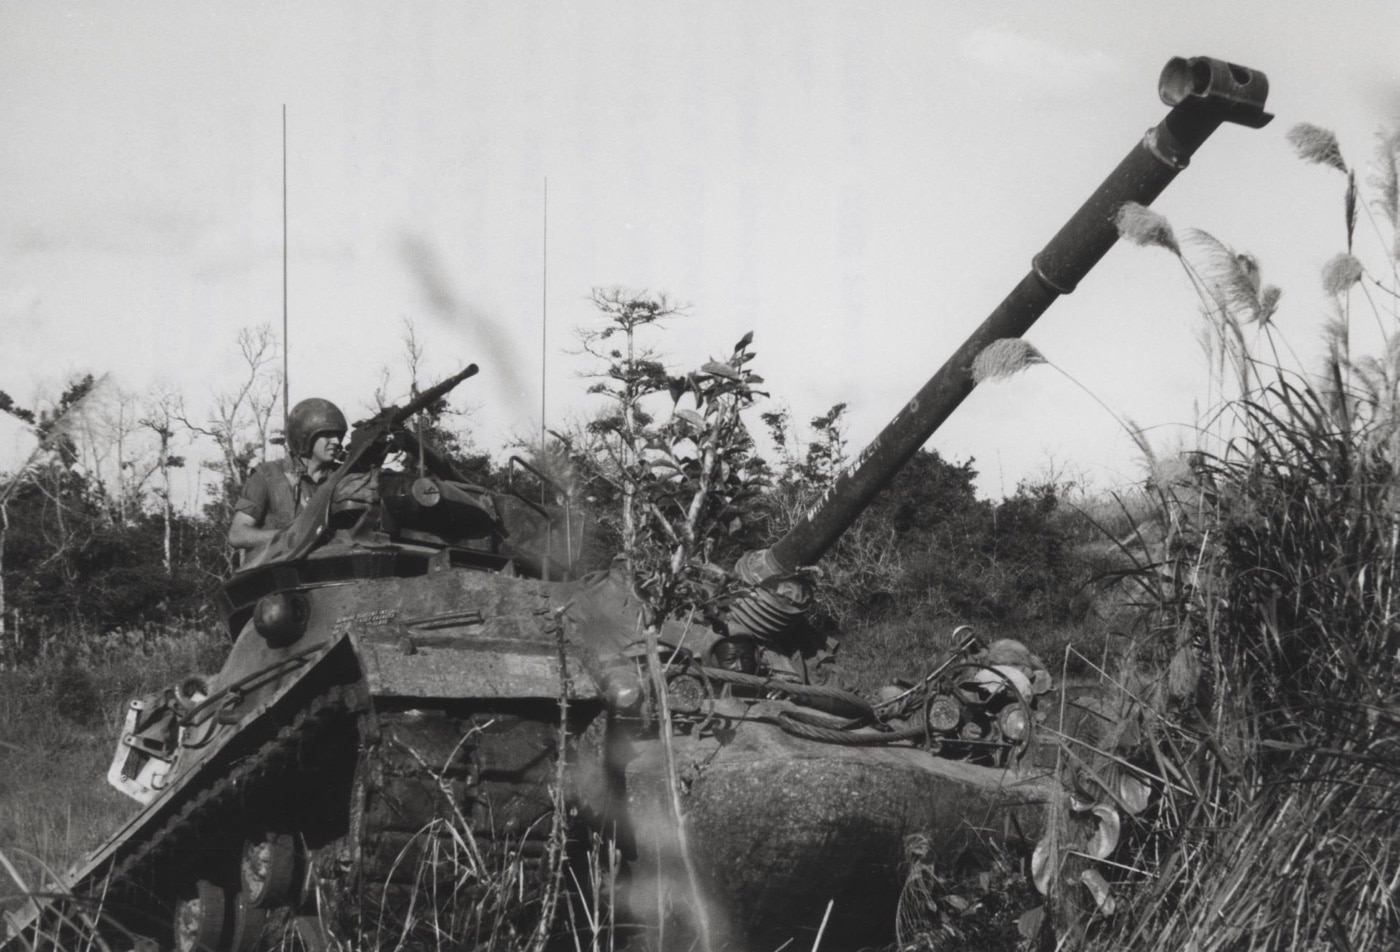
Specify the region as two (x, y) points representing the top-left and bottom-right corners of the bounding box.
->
(6, 566), (603, 950)
(9, 566), (1054, 952)
(616, 706), (1055, 949)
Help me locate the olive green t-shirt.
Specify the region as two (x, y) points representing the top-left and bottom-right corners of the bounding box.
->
(232, 459), (322, 531)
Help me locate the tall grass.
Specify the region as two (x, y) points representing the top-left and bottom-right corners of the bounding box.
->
(1067, 124), (1400, 951)
(0, 624), (226, 895)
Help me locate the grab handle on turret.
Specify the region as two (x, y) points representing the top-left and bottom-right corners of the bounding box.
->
(751, 56), (1271, 584)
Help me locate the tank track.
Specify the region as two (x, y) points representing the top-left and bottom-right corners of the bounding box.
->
(58, 685), (573, 951)
(101, 684), (365, 889)
(32, 682), (367, 950)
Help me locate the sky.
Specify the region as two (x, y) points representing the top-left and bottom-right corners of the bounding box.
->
(2, 1), (1399, 509)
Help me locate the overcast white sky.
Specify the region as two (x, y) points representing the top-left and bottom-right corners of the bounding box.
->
(3, 2), (1399, 508)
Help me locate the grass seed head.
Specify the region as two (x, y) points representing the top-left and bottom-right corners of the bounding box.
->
(1125, 416), (1156, 465)
(1189, 230), (1274, 325)
(1322, 253), (1364, 296)
(971, 338), (1046, 384)
(1287, 122), (1348, 173)
(1115, 202), (1180, 255)
(1258, 285), (1282, 326)
(1324, 313), (1350, 358)
(1370, 127), (1400, 240)
(1148, 455), (1193, 491)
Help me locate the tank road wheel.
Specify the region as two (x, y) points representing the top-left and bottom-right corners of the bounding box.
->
(229, 895), (267, 952)
(241, 833), (301, 909)
(171, 879), (267, 952)
(173, 880), (233, 952)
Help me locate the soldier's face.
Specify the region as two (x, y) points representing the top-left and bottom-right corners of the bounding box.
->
(310, 432), (343, 466)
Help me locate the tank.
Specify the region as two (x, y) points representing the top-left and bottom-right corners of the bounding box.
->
(3, 54), (1271, 952)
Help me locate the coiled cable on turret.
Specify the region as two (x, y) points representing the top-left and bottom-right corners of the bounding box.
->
(673, 626), (1037, 754)
(646, 627), (1033, 752)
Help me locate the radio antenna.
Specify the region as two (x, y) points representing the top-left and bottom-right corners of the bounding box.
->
(282, 105), (290, 436)
(540, 177), (548, 462)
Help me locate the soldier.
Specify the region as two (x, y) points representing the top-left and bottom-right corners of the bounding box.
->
(228, 397), (347, 552)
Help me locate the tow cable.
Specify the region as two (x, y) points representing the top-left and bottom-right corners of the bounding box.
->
(653, 627), (1039, 761)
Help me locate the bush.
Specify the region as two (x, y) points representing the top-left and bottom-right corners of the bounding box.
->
(1068, 124), (1400, 952)
(814, 456), (1106, 634)
(1078, 379), (1400, 952)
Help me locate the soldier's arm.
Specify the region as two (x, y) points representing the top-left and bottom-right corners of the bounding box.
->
(228, 510), (281, 550)
(228, 467), (277, 550)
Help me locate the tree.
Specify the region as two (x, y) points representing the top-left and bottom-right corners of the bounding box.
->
(576, 288), (685, 564)
(833, 449), (987, 624)
(575, 308), (769, 950)
(760, 401), (852, 543)
(139, 389), (186, 574)
(629, 333), (770, 631)
(0, 376), (105, 644)
(175, 324), (282, 571)
(763, 401), (850, 491)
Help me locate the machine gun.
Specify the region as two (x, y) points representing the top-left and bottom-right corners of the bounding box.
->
(340, 362), (480, 471)
(245, 363), (481, 567)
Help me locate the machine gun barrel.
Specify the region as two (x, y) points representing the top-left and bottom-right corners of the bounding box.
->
(761, 56), (1271, 576)
(342, 363), (479, 463)
(391, 363), (480, 429)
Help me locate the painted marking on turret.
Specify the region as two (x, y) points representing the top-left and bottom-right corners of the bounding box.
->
(332, 608), (398, 635)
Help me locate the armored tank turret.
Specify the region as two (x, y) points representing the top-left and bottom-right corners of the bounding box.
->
(4, 54), (1272, 952)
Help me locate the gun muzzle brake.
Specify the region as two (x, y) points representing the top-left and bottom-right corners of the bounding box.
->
(1159, 56), (1272, 128)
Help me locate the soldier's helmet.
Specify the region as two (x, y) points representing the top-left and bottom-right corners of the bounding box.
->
(286, 398), (348, 458)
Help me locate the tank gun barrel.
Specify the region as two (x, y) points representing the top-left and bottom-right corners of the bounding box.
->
(761, 55), (1270, 577)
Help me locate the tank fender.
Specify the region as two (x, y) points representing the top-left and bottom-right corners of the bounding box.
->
(7, 636), (364, 950)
